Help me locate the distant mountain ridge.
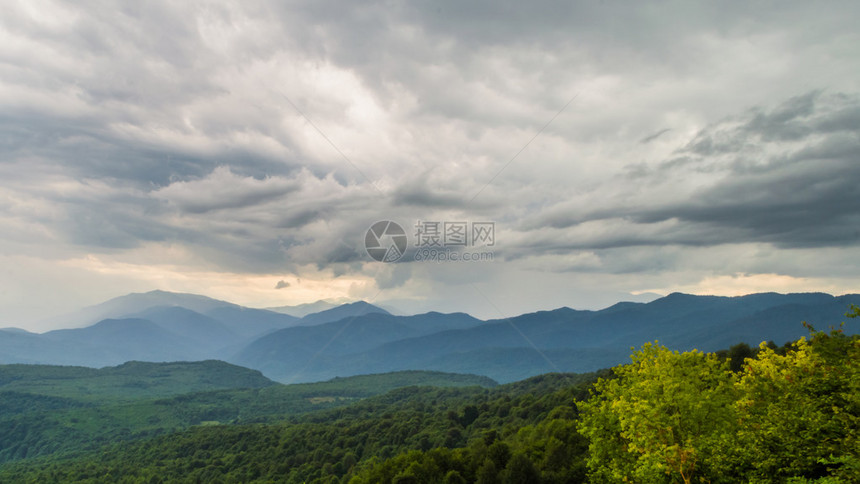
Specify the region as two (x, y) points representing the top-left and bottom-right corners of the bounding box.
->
(45, 290), (243, 329)
(268, 299), (400, 318)
(233, 292), (860, 382)
(234, 311), (483, 383)
(266, 300), (346, 317)
(2, 290), (859, 383)
(299, 301), (391, 326)
(0, 291), (383, 367)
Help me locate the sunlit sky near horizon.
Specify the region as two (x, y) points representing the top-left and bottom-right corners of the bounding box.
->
(2, 1), (860, 331)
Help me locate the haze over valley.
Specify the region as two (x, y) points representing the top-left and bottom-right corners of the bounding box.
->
(3, 290), (856, 383)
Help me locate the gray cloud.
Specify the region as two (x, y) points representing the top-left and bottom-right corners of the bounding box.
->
(392, 185), (472, 209)
(530, 92), (860, 252)
(1, 1), (859, 324)
(153, 166), (300, 214)
(640, 129), (671, 144)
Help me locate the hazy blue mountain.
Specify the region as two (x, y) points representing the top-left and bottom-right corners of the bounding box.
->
(49, 291), (299, 338)
(287, 347), (630, 384)
(129, 306), (239, 351)
(270, 300), (406, 318)
(232, 315), (421, 382)
(673, 295), (860, 350)
(45, 290), (242, 329)
(298, 301), (392, 326)
(6, 291), (859, 383)
(232, 292), (860, 383)
(1, 297), (414, 368)
(420, 347), (630, 383)
(3, 318), (192, 367)
(42, 319), (201, 366)
(202, 306), (300, 338)
(1, 305), (295, 367)
(232, 311), (483, 382)
(265, 300), (345, 317)
(0, 329), (63, 365)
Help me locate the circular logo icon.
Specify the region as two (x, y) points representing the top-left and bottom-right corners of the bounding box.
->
(365, 221), (407, 262)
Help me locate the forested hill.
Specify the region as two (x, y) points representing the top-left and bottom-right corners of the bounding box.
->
(0, 372), (599, 483)
(0, 309), (857, 483)
(0, 366), (495, 466)
(0, 360), (274, 402)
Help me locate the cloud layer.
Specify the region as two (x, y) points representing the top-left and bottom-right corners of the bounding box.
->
(1, 1), (859, 327)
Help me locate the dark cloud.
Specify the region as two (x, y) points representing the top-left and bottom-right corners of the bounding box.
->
(641, 158), (860, 249)
(275, 209), (326, 229)
(153, 166), (301, 214)
(392, 186), (469, 209)
(1, 1), (859, 324)
(275, 280), (290, 289)
(528, 92), (860, 251)
(640, 128), (671, 144)
(684, 92), (821, 157)
(744, 91), (819, 141)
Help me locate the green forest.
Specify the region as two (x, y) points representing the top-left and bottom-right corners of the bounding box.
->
(0, 308), (857, 483)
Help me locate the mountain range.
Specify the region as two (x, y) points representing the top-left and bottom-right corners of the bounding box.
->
(1, 290), (858, 383)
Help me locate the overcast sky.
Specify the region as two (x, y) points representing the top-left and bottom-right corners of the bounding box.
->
(2, 1), (859, 330)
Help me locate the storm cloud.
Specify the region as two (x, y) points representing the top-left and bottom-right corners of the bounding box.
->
(1, 0), (859, 327)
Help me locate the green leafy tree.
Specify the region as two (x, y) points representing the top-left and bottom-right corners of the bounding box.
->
(444, 469), (468, 484)
(730, 323), (859, 482)
(577, 343), (738, 483)
(487, 441), (511, 470)
(501, 453), (541, 484)
(477, 458), (501, 484)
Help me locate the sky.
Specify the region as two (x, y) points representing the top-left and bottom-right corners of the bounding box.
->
(1, 1), (859, 331)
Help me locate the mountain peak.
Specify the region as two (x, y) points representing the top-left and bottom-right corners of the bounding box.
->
(340, 301), (383, 310)
(47, 290), (239, 329)
(299, 301), (391, 326)
(265, 299), (352, 317)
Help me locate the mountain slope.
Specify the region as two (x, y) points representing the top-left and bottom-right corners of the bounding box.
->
(46, 290), (242, 328)
(233, 314), (420, 382)
(130, 306), (239, 351)
(232, 292), (860, 383)
(0, 360), (274, 402)
(0, 329), (68, 365)
(9, 291), (860, 383)
(202, 306), (300, 338)
(265, 300), (345, 317)
(0, 365), (495, 466)
(42, 318), (200, 366)
(232, 311), (484, 382)
(299, 301), (392, 326)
